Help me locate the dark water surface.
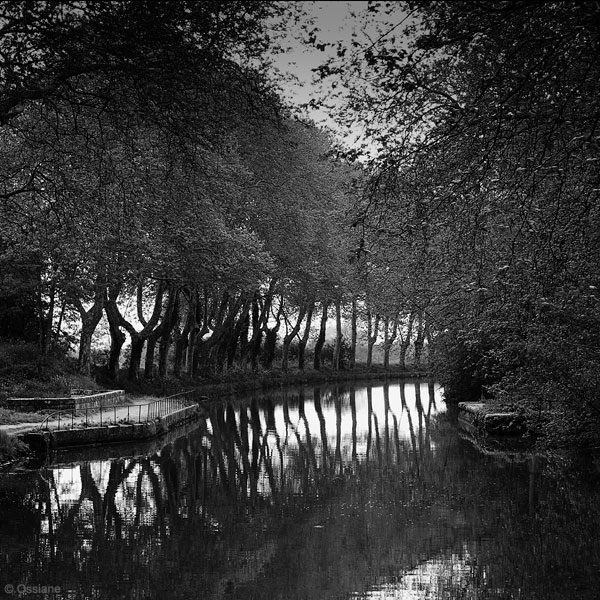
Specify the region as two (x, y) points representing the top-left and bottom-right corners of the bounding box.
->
(1, 380), (600, 599)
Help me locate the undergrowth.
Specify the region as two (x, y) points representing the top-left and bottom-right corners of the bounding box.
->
(0, 430), (27, 463)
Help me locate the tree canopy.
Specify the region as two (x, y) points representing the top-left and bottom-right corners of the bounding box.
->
(318, 1), (600, 428)
(0, 0), (373, 382)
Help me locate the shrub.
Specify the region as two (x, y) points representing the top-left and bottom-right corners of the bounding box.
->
(0, 430), (27, 462)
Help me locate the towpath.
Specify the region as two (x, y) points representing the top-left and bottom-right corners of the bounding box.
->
(0, 397), (155, 436)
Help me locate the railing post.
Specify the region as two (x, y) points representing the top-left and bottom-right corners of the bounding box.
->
(86, 407), (88, 427)
(71, 411), (74, 429)
(114, 405), (117, 425)
(100, 405), (103, 427)
(139, 404), (142, 423)
(58, 413), (61, 431)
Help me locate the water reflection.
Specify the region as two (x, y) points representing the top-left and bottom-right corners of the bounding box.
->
(1, 380), (600, 599)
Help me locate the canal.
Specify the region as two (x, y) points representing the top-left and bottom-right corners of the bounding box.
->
(1, 380), (600, 599)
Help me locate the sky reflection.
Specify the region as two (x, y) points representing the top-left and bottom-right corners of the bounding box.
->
(1, 380), (599, 600)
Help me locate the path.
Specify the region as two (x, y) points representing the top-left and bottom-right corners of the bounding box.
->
(0, 398), (153, 436)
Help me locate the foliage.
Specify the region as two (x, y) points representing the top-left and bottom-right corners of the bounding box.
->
(313, 1), (600, 443)
(0, 339), (97, 399)
(0, 429), (27, 462)
(321, 338), (352, 370)
(0, 1), (433, 389)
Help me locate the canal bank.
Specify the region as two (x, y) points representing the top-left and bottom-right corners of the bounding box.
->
(1, 369), (431, 460)
(457, 402), (527, 436)
(22, 404), (202, 451)
(8, 392), (204, 454)
(116, 366), (432, 398)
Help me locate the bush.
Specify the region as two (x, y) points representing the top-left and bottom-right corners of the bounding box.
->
(0, 430), (27, 463)
(0, 338), (98, 398)
(321, 338), (352, 370)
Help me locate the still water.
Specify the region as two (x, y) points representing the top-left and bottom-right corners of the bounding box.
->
(1, 380), (600, 599)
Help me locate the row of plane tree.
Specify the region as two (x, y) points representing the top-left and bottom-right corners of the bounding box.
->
(0, 1), (435, 380)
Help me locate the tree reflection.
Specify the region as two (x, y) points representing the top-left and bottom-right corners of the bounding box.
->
(1, 381), (599, 600)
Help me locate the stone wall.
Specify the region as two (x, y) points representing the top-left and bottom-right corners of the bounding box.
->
(458, 402), (526, 436)
(2, 390), (126, 412)
(21, 404), (201, 451)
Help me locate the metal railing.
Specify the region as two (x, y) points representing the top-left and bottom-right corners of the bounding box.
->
(38, 391), (199, 432)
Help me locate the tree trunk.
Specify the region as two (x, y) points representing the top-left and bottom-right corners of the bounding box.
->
(383, 313), (399, 369)
(245, 280), (276, 371)
(186, 327), (200, 377)
(185, 290), (208, 378)
(128, 335), (144, 381)
(281, 301), (309, 372)
(247, 295), (263, 371)
(109, 280), (166, 382)
(213, 325), (233, 374)
(261, 297), (283, 370)
(333, 299), (342, 371)
(227, 297), (251, 369)
(188, 290), (215, 377)
(313, 301), (329, 370)
(366, 310), (380, 369)
(37, 277), (56, 359)
(157, 334), (171, 378)
(399, 312), (415, 369)
(144, 337), (158, 379)
(53, 299), (66, 350)
(77, 322), (96, 375)
(297, 302), (314, 371)
(238, 310), (250, 363)
(200, 292), (244, 376)
(128, 281), (166, 381)
(75, 278), (105, 375)
(262, 328), (278, 369)
(174, 291), (196, 377)
(75, 305), (99, 375)
(143, 286), (179, 379)
(414, 312), (425, 367)
(424, 322), (434, 366)
(105, 291), (125, 380)
(108, 326), (125, 380)
(173, 331), (186, 378)
(350, 296), (357, 369)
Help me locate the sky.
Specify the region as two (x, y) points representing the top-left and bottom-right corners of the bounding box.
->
(262, 1), (406, 159)
(264, 1), (409, 150)
(268, 2), (369, 110)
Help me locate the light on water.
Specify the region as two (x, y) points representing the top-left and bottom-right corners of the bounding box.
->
(1, 380), (600, 599)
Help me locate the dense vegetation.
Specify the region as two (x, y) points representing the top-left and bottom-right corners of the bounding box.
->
(0, 1), (428, 396)
(319, 1), (600, 441)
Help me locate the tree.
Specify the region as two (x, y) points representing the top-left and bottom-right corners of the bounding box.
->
(0, 2), (363, 382)
(0, 1), (287, 375)
(323, 1), (600, 418)
(0, 1), (280, 127)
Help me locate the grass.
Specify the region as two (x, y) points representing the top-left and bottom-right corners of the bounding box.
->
(0, 408), (45, 425)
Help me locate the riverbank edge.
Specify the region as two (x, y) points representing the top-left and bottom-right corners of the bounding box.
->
(119, 366), (433, 398)
(0, 367), (430, 463)
(20, 404), (203, 453)
(457, 402), (527, 436)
